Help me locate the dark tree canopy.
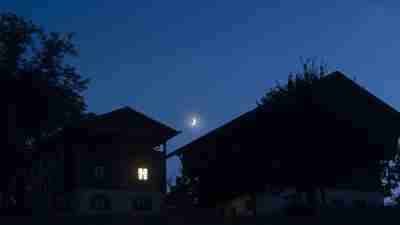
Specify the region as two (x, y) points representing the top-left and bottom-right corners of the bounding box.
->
(166, 158), (200, 210)
(171, 61), (333, 210)
(257, 62), (330, 207)
(382, 157), (400, 203)
(259, 61), (327, 106)
(177, 60), (388, 210)
(1, 12), (90, 146)
(1, 12), (91, 210)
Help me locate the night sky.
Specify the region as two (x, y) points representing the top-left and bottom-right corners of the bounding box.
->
(5, 0), (400, 183)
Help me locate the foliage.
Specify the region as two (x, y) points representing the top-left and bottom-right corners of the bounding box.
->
(258, 59), (396, 206)
(258, 59), (327, 106)
(382, 157), (400, 202)
(257, 60), (330, 207)
(1, 12), (91, 210)
(166, 157), (199, 209)
(1, 12), (90, 146)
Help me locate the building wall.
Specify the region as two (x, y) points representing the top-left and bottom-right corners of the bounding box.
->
(6, 104), (18, 147)
(75, 189), (162, 215)
(255, 188), (298, 215)
(217, 194), (253, 217)
(223, 187), (383, 216)
(323, 188), (383, 208)
(75, 142), (164, 193)
(71, 141), (165, 214)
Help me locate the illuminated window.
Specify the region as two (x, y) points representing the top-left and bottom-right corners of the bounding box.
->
(138, 168), (148, 180)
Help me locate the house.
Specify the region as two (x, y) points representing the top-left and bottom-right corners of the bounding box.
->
(35, 106), (180, 215)
(2, 101), (33, 213)
(167, 71), (398, 216)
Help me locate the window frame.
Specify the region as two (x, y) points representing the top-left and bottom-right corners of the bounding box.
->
(353, 199), (367, 208)
(90, 194), (111, 211)
(133, 196), (152, 211)
(138, 167), (149, 181)
(94, 165), (105, 179)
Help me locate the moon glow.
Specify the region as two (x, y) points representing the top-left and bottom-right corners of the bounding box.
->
(191, 117), (198, 127)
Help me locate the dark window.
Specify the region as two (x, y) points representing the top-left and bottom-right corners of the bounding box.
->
(353, 200), (367, 208)
(43, 177), (49, 192)
(245, 198), (255, 211)
(133, 196), (152, 211)
(219, 207), (225, 216)
(90, 194), (111, 210)
(332, 199), (345, 208)
(231, 207), (237, 217)
(94, 166), (105, 178)
(54, 195), (66, 210)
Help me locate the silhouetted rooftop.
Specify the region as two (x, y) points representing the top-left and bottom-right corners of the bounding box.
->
(167, 71), (400, 160)
(45, 106), (180, 147)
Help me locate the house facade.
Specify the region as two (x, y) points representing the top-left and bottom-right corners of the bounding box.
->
(218, 186), (383, 217)
(167, 71), (395, 216)
(35, 107), (180, 215)
(1, 102), (34, 213)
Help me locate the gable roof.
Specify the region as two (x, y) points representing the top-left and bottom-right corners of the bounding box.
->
(55, 106), (180, 145)
(313, 71), (400, 159)
(165, 106), (261, 159)
(167, 71), (400, 160)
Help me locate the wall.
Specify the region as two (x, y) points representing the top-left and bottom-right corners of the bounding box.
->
(248, 187), (383, 216)
(219, 194), (253, 217)
(255, 188), (298, 215)
(72, 140), (165, 214)
(323, 188), (383, 208)
(76, 142), (164, 194)
(75, 189), (162, 215)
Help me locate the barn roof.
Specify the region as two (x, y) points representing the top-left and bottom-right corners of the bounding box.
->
(167, 71), (400, 160)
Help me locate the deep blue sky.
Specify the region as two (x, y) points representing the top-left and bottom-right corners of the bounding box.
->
(5, 0), (400, 181)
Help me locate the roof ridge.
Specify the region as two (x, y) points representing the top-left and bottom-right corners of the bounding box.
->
(166, 106), (260, 158)
(320, 71), (399, 114)
(97, 106), (180, 133)
(123, 106), (180, 133)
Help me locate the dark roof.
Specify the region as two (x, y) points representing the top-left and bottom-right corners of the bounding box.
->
(167, 71), (396, 207)
(92, 106), (179, 136)
(50, 106), (180, 145)
(165, 106), (261, 158)
(167, 71), (400, 160)
(313, 71), (400, 160)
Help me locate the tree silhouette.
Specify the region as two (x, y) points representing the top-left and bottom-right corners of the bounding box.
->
(257, 60), (329, 211)
(1, 12), (90, 211)
(382, 157), (400, 204)
(166, 157), (199, 210)
(257, 60), (389, 210)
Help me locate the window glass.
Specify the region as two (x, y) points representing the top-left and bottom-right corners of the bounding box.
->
(133, 196), (152, 211)
(332, 199), (345, 208)
(90, 194), (111, 210)
(138, 168), (148, 180)
(94, 166), (105, 178)
(353, 199), (367, 208)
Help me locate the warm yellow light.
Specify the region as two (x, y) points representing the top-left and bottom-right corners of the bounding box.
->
(138, 168), (148, 180)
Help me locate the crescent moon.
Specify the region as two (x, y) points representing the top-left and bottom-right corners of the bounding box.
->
(191, 118), (198, 127)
